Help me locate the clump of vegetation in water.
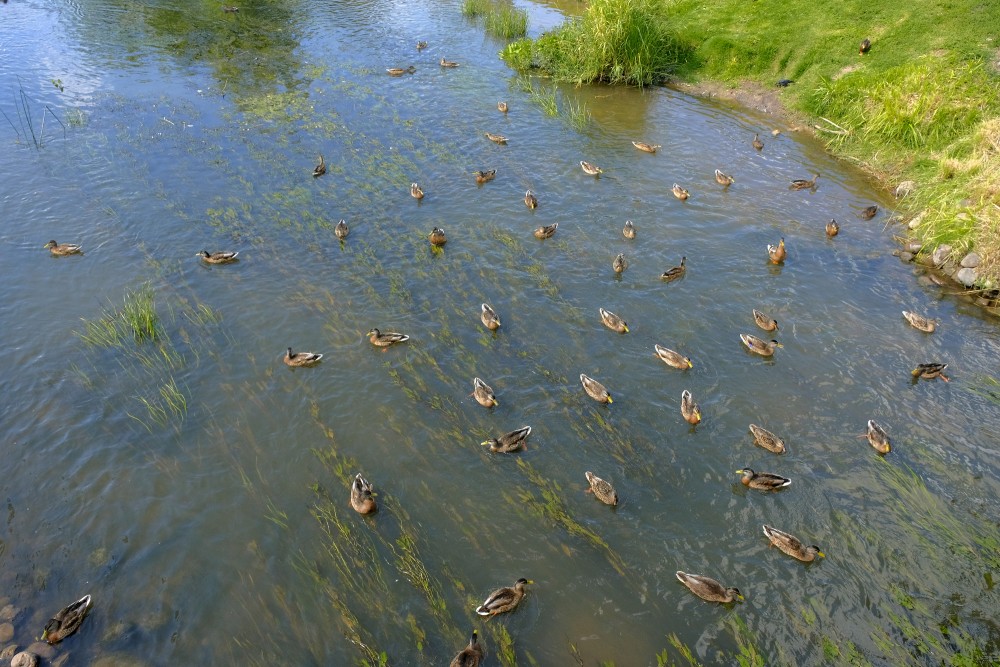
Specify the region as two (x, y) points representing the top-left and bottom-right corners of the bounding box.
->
(464, 0), (527, 40)
(78, 282), (161, 346)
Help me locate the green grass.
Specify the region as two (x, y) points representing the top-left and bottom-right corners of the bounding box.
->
(464, 0), (527, 40)
(78, 282), (161, 347)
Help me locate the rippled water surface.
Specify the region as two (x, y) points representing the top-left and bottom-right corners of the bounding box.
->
(2, 1), (999, 665)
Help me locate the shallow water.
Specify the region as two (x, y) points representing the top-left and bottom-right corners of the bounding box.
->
(1, 1), (999, 665)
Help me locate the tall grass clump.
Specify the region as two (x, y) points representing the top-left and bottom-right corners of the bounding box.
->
(461, 0), (490, 18)
(483, 4), (527, 39)
(78, 282), (161, 347)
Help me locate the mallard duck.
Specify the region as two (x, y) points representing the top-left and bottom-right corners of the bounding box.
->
(367, 328), (410, 347)
(481, 426), (531, 453)
(524, 190), (538, 209)
(41, 594), (92, 644)
(763, 525), (824, 562)
(749, 424), (785, 454)
(474, 169), (496, 184)
(623, 220), (636, 239)
(715, 169), (735, 186)
(497, 101), (508, 113)
(585, 471), (618, 506)
(472, 377), (498, 408)
(411, 182), (424, 200)
(752, 133), (764, 151)
(768, 237), (786, 264)
(902, 310), (937, 333)
(533, 223), (557, 240)
(481, 303), (501, 331)
(752, 309), (778, 332)
(790, 173), (819, 190)
(475, 578), (532, 616)
(612, 253), (627, 274)
(580, 373), (613, 404)
(859, 38), (871, 55)
(672, 183), (689, 200)
(599, 307), (628, 333)
(440, 57), (459, 67)
(680, 389), (701, 425)
(736, 467), (791, 490)
(580, 160), (603, 176)
(284, 347), (323, 367)
(632, 141), (660, 153)
(222, 6), (239, 12)
(197, 250), (239, 264)
(429, 227), (447, 246)
(825, 219), (840, 237)
(912, 363), (949, 381)
(661, 256), (686, 281)
(654, 344), (692, 369)
(859, 204), (878, 220)
(416, 41), (428, 50)
(386, 65), (416, 76)
(335, 219), (349, 240)
(313, 154), (326, 177)
(675, 572), (743, 604)
(449, 629), (484, 667)
(740, 333), (783, 357)
(485, 132), (507, 145)
(43, 240), (82, 256)
(866, 419), (891, 454)
(350, 473), (377, 515)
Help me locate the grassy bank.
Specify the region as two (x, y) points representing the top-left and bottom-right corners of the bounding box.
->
(502, 0), (1000, 285)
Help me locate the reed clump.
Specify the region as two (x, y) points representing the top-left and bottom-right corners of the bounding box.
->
(464, 0), (527, 39)
(78, 282), (161, 347)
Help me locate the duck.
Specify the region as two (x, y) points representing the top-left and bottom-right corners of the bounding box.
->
(790, 173), (819, 190)
(334, 219), (349, 240)
(197, 250), (239, 264)
(475, 578), (532, 616)
(222, 5), (239, 12)
(580, 160), (603, 176)
(912, 362), (949, 381)
(386, 65), (416, 76)
(866, 419), (891, 454)
(740, 333), (783, 357)
(41, 594), (92, 644)
(680, 389), (701, 424)
(416, 40), (428, 50)
(825, 219), (840, 237)
(580, 373), (613, 404)
(472, 377), (498, 408)
(622, 220), (636, 239)
(859, 204), (878, 220)
(763, 525), (824, 562)
(736, 467), (791, 490)
(902, 310), (937, 333)
(367, 328), (410, 347)
(440, 57), (459, 67)
(632, 141), (661, 153)
(585, 471), (618, 506)
(752, 133), (764, 151)
(474, 169), (496, 184)
(313, 154), (326, 177)
(660, 256), (686, 281)
(599, 307), (628, 333)
(284, 347), (323, 367)
(524, 190), (538, 209)
(859, 38), (871, 55)
(654, 344), (692, 369)
(497, 101), (508, 113)
(749, 424), (786, 454)
(776, 79), (795, 87)
(533, 223), (558, 240)
(675, 572), (743, 604)
(752, 309), (778, 332)
(449, 630), (484, 667)
(429, 227), (447, 246)
(715, 169), (735, 186)
(43, 240), (82, 256)
(481, 426), (531, 453)
(480, 303), (501, 331)
(485, 132), (507, 145)
(612, 253), (627, 274)
(768, 237), (786, 264)
(411, 182), (424, 199)
(350, 473), (377, 514)
(672, 183), (689, 200)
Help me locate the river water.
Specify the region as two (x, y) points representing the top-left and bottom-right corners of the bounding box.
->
(1, 1), (998, 665)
